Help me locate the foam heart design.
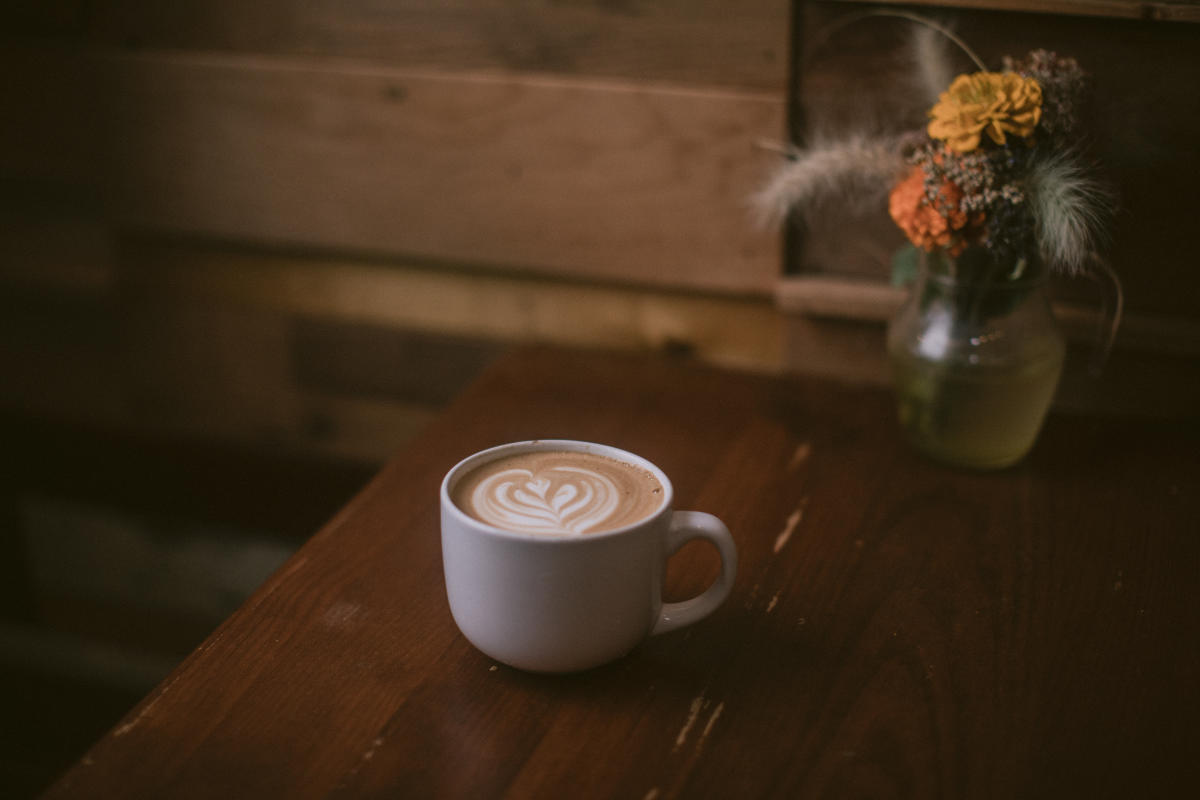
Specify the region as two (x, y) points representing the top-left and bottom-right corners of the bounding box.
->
(471, 466), (620, 534)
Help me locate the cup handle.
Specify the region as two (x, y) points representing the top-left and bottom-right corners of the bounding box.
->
(651, 511), (738, 636)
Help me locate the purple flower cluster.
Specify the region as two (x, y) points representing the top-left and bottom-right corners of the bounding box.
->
(908, 139), (1036, 268)
(1003, 49), (1088, 146)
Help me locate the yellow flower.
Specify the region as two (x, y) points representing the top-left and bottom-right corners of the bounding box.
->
(928, 72), (1043, 153)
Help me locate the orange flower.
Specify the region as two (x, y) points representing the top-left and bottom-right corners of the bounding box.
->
(928, 71), (1043, 153)
(888, 166), (977, 256)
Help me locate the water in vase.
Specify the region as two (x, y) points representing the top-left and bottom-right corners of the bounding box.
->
(890, 349), (1064, 468)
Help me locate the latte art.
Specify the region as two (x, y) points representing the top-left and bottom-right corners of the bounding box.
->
(452, 450), (663, 535)
(473, 465), (621, 534)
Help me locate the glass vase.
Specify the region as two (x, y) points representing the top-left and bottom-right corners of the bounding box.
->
(886, 251), (1066, 469)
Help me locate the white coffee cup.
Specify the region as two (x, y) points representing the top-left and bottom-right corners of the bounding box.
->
(440, 440), (738, 673)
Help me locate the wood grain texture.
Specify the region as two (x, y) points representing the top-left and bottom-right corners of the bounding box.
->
(48, 347), (1200, 798)
(828, 0), (1200, 22)
(0, 276), (442, 464)
(100, 0), (796, 89)
(114, 237), (784, 370)
(776, 274), (1200, 357)
(0, 227), (779, 466)
(10, 0), (791, 90)
(2, 45), (785, 293)
(101, 51), (782, 292)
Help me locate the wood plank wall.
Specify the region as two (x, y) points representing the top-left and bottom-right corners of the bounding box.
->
(3, 1), (789, 293)
(2, 0), (1197, 468)
(1, 1), (791, 463)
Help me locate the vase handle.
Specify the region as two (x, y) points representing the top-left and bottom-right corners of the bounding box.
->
(1082, 254), (1123, 377)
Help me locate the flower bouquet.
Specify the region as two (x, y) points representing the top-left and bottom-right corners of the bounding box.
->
(756, 16), (1118, 468)
(887, 48), (1109, 281)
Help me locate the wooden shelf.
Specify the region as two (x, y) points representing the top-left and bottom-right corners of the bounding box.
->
(775, 274), (1200, 357)
(825, 0), (1200, 23)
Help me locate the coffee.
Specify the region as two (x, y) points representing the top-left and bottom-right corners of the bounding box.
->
(442, 440), (736, 671)
(451, 449), (664, 535)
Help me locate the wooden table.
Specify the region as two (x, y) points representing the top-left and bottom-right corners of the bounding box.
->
(47, 347), (1199, 799)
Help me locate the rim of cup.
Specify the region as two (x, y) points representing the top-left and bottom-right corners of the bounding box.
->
(440, 439), (675, 542)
